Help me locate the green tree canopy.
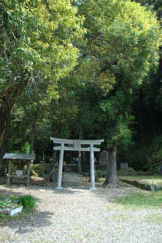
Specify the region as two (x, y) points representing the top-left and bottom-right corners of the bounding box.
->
(78, 0), (161, 145)
(0, 0), (84, 148)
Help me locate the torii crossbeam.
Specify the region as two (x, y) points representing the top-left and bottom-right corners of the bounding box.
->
(50, 137), (104, 190)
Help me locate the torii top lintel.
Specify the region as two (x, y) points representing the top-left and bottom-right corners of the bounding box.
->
(50, 137), (104, 152)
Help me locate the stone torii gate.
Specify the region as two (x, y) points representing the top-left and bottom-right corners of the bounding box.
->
(50, 137), (104, 190)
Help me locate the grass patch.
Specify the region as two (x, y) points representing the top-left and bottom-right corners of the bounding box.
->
(114, 191), (162, 209)
(145, 214), (162, 224)
(109, 214), (129, 221)
(0, 208), (34, 224)
(0, 194), (38, 223)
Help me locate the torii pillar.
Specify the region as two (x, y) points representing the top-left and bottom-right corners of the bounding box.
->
(50, 138), (104, 190)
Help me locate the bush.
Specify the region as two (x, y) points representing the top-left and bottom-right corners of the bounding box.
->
(18, 195), (38, 210)
(96, 169), (107, 180)
(146, 161), (162, 175)
(31, 163), (52, 177)
(144, 136), (162, 174)
(118, 167), (138, 176)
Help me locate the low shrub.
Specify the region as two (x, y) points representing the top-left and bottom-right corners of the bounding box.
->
(0, 198), (17, 209)
(146, 161), (162, 175)
(96, 169), (107, 180)
(118, 167), (138, 176)
(0, 194), (38, 223)
(18, 195), (38, 210)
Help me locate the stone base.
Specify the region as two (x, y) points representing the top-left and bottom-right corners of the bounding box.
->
(89, 187), (96, 191)
(55, 186), (64, 190)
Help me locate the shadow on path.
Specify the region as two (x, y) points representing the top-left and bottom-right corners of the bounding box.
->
(0, 209), (54, 234)
(0, 186), (27, 197)
(52, 186), (90, 194)
(0, 185), (54, 234)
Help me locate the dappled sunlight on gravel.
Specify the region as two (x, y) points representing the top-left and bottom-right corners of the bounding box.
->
(0, 184), (162, 243)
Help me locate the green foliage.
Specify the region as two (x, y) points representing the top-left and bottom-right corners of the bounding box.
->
(80, 0), (161, 86)
(0, 0), (84, 92)
(95, 169), (107, 180)
(0, 194), (37, 222)
(0, 0), (85, 151)
(1, 0), (162, 177)
(118, 167), (138, 176)
(74, 0), (161, 148)
(150, 136), (162, 161)
(147, 162), (161, 175)
(0, 198), (17, 209)
(129, 136), (162, 174)
(135, 0), (162, 19)
(0, 194), (37, 211)
(18, 195), (37, 210)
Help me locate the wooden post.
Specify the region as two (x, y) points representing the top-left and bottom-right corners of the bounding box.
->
(7, 160), (11, 185)
(78, 151), (82, 174)
(56, 143), (64, 189)
(90, 144), (96, 190)
(27, 161), (31, 186)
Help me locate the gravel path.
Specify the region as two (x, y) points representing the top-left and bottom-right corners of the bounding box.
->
(0, 184), (162, 243)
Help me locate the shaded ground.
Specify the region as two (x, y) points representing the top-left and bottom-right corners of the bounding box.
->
(120, 175), (162, 191)
(0, 184), (162, 243)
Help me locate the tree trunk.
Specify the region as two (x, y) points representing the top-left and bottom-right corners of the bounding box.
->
(104, 145), (118, 187)
(0, 81), (28, 157)
(31, 119), (37, 154)
(0, 97), (10, 152)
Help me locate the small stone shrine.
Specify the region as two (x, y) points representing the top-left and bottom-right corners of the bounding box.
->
(99, 150), (108, 167)
(3, 153), (35, 186)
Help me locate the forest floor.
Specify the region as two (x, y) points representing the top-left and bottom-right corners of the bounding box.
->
(0, 183), (162, 243)
(120, 175), (162, 185)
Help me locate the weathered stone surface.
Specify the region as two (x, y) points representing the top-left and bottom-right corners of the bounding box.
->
(99, 150), (108, 166)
